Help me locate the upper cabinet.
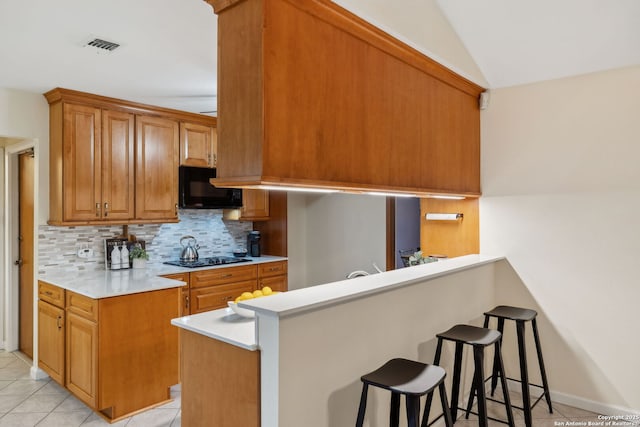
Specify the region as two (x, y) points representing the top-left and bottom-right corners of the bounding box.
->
(207, 0), (485, 197)
(45, 88), (216, 225)
(135, 115), (180, 220)
(180, 122), (217, 168)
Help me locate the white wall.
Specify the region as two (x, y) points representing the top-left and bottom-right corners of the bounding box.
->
(481, 66), (640, 411)
(0, 88), (50, 224)
(286, 193), (387, 288)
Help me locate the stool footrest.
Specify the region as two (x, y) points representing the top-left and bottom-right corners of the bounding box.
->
(423, 411), (444, 427)
(464, 409), (513, 426)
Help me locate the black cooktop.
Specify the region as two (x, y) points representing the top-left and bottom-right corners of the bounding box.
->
(164, 256), (251, 268)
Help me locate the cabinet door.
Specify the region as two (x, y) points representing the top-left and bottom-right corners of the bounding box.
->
(102, 110), (135, 220)
(241, 189), (270, 221)
(66, 312), (98, 408)
(191, 280), (256, 314)
(180, 122), (216, 168)
(135, 115), (179, 220)
(190, 265), (257, 289)
(62, 104), (102, 221)
(38, 301), (65, 385)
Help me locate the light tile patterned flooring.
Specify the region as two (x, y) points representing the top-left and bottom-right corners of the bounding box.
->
(0, 350), (181, 427)
(1, 349), (602, 427)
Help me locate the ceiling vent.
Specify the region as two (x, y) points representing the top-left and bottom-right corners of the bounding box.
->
(83, 37), (121, 53)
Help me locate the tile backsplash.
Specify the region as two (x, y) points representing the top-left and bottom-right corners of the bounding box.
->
(38, 210), (253, 275)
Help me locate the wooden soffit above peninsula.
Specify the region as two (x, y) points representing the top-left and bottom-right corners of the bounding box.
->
(204, 0), (485, 197)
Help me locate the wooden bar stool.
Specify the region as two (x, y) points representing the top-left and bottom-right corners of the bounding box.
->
(479, 305), (553, 427)
(424, 324), (515, 427)
(355, 358), (454, 427)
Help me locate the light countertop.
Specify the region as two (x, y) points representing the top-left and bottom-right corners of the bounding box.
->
(171, 307), (257, 351)
(239, 254), (504, 318)
(39, 268), (187, 299)
(39, 255), (287, 299)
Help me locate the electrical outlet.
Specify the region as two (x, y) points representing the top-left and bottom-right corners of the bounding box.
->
(77, 247), (94, 259)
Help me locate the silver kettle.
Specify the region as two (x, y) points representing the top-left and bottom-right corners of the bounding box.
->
(179, 235), (199, 262)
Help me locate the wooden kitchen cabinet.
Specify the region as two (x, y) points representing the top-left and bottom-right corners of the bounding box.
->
(45, 88), (215, 225)
(66, 310), (98, 408)
(258, 260), (288, 292)
(135, 115), (179, 221)
(180, 122), (217, 168)
(49, 103), (135, 223)
(223, 189), (270, 221)
(38, 280), (179, 422)
(210, 0), (483, 196)
(38, 300), (65, 385)
(191, 280), (257, 314)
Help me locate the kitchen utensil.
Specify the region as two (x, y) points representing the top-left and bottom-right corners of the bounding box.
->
(233, 250), (248, 258)
(179, 235), (199, 262)
(247, 231), (261, 257)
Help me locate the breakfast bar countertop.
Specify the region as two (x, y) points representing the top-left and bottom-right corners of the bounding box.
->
(171, 308), (257, 351)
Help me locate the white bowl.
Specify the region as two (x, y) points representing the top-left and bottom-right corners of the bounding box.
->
(227, 301), (255, 318)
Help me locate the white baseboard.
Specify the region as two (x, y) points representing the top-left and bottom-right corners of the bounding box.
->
(506, 379), (640, 416)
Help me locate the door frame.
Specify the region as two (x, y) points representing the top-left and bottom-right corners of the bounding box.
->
(2, 138), (45, 378)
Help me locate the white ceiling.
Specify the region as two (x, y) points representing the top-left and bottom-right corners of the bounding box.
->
(437, 0), (640, 88)
(1, 0), (639, 114)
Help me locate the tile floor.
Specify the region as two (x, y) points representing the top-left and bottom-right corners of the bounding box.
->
(1, 348), (602, 427)
(0, 350), (180, 427)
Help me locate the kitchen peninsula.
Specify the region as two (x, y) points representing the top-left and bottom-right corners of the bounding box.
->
(172, 254), (513, 427)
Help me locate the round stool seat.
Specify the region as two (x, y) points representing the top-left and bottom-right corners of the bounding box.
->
(361, 358), (446, 395)
(436, 324), (501, 347)
(484, 305), (537, 322)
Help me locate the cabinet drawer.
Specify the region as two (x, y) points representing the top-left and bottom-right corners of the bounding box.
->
(190, 265), (257, 289)
(66, 291), (98, 322)
(190, 280), (256, 314)
(258, 261), (287, 278)
(39, 281), (65, 308)
(258, 274), (288, 292)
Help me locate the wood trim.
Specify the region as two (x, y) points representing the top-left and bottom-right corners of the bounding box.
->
(385, 198), (396, 271)
(44, 88), (217, 126)
(205, 0), (245, 13)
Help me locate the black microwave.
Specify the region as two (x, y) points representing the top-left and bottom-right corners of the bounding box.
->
(179, 166), (243, 209)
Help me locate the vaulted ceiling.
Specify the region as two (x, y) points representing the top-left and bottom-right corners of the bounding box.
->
(1, 0), (639, 114)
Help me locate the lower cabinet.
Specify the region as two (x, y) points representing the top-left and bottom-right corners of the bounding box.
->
(37, 280), (179, 422)
(37, 300), (65, 385)
(184, 261), (288, 315)
(66, 311), (98, 408)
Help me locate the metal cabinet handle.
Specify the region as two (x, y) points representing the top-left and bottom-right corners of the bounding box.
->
(213, 153), (217, 167)
(44, 290), (53, 296)
(14, 259), (23, 267)
(221, 274), (232, 279)
(175, 203), (178, 216)
(223, 296), (233, 302)
(96, 203), (101, 217)
(56, 315), (63, 330)
(184, 295), (190, 310)
(104, 202), (109, 217)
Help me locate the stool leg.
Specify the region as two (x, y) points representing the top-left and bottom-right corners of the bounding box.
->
(390, 392), (400, 427)
(491, 317), (505, 396)
(464, 369), (477, 419)
(355, 383), (368, 427)
(516, 321), (532, 427)
(407, 395), (420, 427)
(439, 383), (455, 427)
(496, 340), (516, 427)
(423, 338), (444, 423)
(450, 342), (464, 422)
(532, 318), (553, 413)
(472, 345), (489, 427)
